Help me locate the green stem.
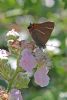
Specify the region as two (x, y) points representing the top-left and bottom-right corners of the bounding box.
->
(7, 50), (23, 92)
(7, 68), (19, 92)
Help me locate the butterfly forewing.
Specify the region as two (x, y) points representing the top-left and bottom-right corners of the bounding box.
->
(35, 22), (54, 29)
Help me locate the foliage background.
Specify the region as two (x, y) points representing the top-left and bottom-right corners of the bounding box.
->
(0, 0), (67, 100)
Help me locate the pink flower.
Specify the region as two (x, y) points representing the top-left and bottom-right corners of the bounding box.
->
(19, 48), (37, 72)
(34, 65), (50, 87)
(8, 89), (23, 100)
(34, 48), (51, 68)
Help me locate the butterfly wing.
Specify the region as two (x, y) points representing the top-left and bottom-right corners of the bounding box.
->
(35, 22), (54, 29)
(30, 28), (51, 47)
(28, 22), (54, 47)
(30, 29), (42, 47)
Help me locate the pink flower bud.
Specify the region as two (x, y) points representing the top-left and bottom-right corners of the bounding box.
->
(34, 65), (50, 87)
(8, 89), (23, 100)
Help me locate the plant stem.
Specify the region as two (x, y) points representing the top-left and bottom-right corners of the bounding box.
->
(7, 68), (18, 92)
(7, 50), (22, 92)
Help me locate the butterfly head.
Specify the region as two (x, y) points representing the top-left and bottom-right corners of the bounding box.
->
(28, 23), (32, 29)
(28, 23), (35, 29)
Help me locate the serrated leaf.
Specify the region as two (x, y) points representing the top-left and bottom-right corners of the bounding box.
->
(0, 59), (15, 81)
(12, 72), (30, 89)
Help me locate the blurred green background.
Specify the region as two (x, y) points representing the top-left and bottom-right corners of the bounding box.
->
(0, 0), (67, 100)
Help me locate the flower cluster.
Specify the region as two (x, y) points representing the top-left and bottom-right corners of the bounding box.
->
(0, 29), (52, 100)
(6, 29), (19, 40)
(19, 46), (51, 87)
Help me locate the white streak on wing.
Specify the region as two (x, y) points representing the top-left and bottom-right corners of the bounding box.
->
(35, 29), (45, 35)
(45, 27), (53, 29)
(35, 27), (53, 35)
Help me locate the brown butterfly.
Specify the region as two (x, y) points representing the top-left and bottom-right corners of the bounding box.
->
(28, 21), (54, 48)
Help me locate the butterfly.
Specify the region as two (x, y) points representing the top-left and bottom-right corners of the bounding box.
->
(28, 21), (54, 48)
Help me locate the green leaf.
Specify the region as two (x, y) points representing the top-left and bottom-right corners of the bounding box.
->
(13, 72), (30, 89)
(0, 79), (8, 89)
(0, 59), (14, 81)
